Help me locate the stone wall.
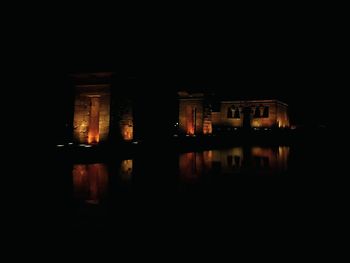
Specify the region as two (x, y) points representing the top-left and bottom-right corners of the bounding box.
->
(73, 86), (111, 143)
(115, 99), (133, 141)
(72, 76), (290, 144)
(72, 72), (135, 144)
(250, 101), (277, 128)
(212, 100), (289, 129)
(72, 73), (112, 144)
(178, 92), (204, 135)
(276, 103), (289, 128)
(203, 102), (212, 134)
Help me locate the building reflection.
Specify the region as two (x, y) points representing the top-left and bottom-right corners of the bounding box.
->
(248, 146), (289, 173)
(179, 146), (290, 178)
(179, 151), (212, 182)
(72, 160), (135, 203)
(71, 147), (289, 201)
(72, 163), (109, 204)
(119, 159), (133, 182)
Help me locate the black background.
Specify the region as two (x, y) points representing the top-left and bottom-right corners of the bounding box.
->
(45, 5), (343, 144)
(16, 4), (345, 243)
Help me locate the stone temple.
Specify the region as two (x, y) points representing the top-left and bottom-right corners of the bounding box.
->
(178, 91), (289, 135)
(72, 72), (133, 144)
(71, 73), (290, 144)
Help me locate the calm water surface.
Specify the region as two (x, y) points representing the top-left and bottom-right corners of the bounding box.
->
(68, 146), (291, 205)
(50, 140), (336, 232)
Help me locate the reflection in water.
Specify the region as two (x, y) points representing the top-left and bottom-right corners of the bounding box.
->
(72, 160), (134, 204)
(248, 147), (289, 173)
(72, 164), (109, 204)
(179, 146), (290, 179)
(179, 151), (212, 182)
(120, 159), (133, 182)
(71, 147), (289, 203)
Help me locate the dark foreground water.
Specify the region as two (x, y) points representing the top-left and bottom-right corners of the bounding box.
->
(48, 136), (337, 233)
(69, 146), (290, 205)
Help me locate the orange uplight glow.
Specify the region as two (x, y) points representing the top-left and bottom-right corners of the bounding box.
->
(87, 97), (100, 144)
(203, 123), (213, 134)
(252, 120), (261, 127)
(122, 125), (133, 141)
(185, 106), (196, 135)
(187, 127), (195, 135)
(277, 115), (289, 128)
(88, 134), (100, 144)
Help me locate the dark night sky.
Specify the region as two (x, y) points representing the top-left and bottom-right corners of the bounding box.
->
(48, 6), (343, 141)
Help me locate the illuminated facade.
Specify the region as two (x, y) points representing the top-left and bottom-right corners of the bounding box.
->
(179, 94), (290, 135)
(72, 72), (133, 144)
(72, 74), (289, 144)
(178, 92), (212, 135)
(212, 100), (289, 129)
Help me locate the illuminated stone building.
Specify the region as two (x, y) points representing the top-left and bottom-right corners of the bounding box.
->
(211, 99), (290, 130)
(72, 72), (133, 144)
(178, 91), (212, 135)
(179, 92), (290, 135)
(71, 73), (289, 144)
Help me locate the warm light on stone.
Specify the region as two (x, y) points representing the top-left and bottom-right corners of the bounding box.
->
(118, 101), (133, 141)
(87, 96), (100, 144)
(71, 81), (290, 144)
(120, 159), (133, 182)
(72, 72), (134, 144)
(214, 100), (289, 129)
(72, 73), (112, 144)
(178, 92), (212, 135)
(252, 119), (261, 128)
(179, 94), (289, 134)
(121, 124), (133, 141)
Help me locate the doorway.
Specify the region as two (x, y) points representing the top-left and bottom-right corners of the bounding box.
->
(88, 96), (100, 144)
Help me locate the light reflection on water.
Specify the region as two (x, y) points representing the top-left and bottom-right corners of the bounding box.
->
(120, 159), (133, 183)
(72, 160), (133, 204)
(72, 164), (109, 204)
(179, 146), (290, 182)
(71, 146), (290, 203)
